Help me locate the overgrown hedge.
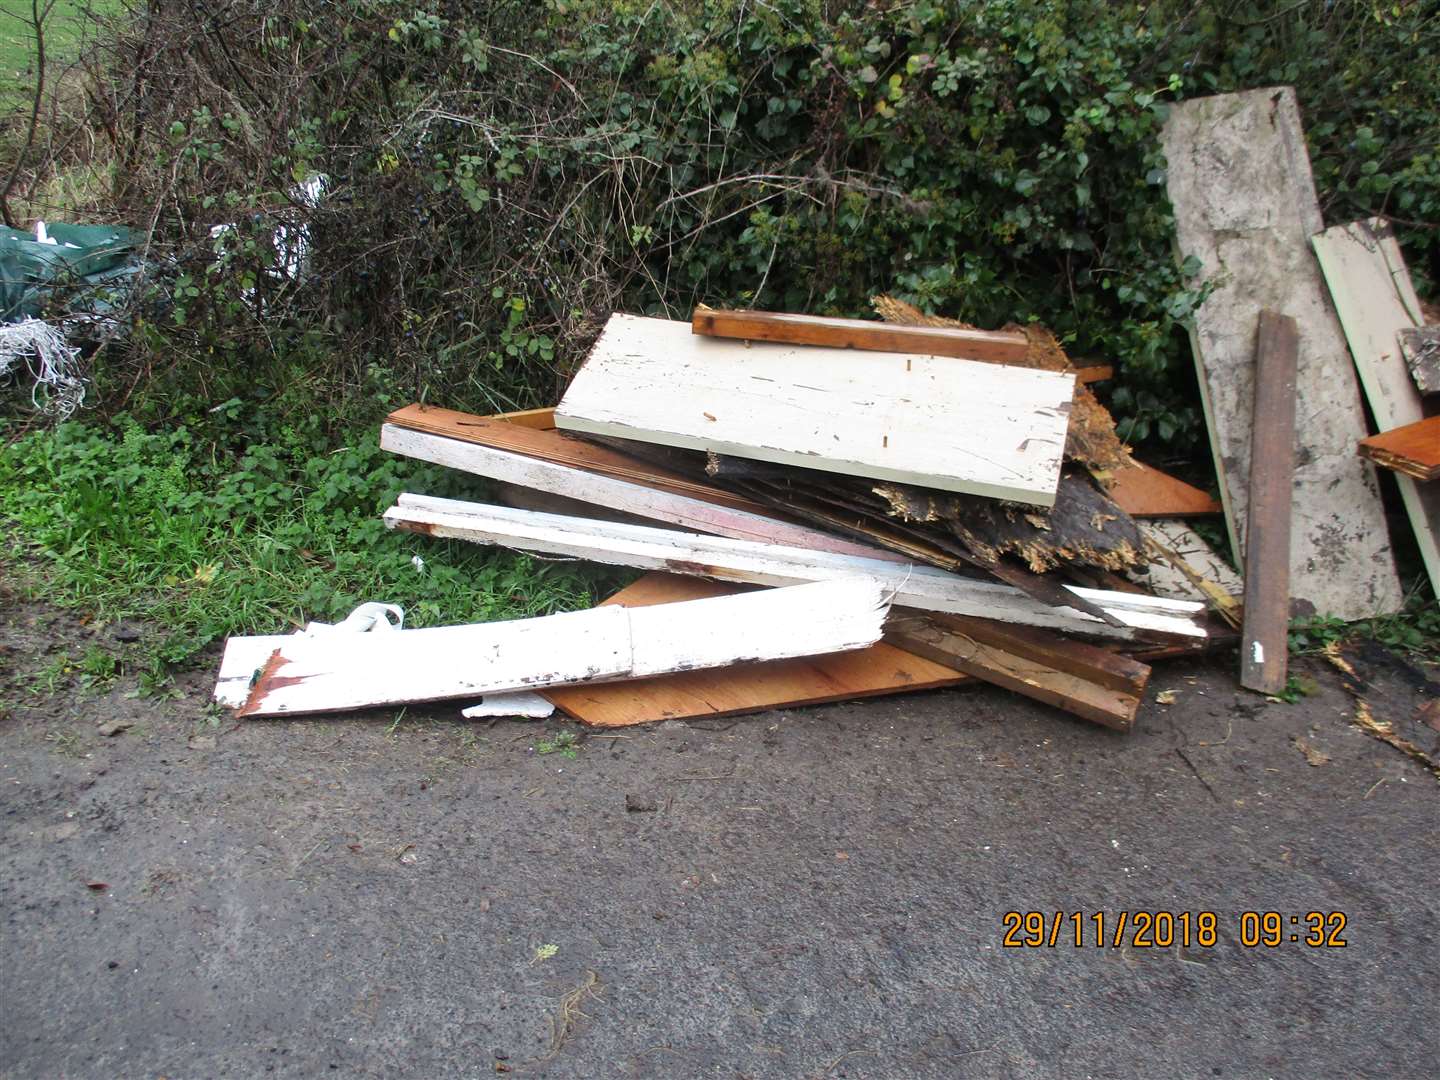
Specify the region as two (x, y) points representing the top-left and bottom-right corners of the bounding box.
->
(21, 0), (1440, 452)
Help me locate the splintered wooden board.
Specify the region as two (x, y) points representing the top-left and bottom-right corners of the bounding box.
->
(1161, 88), (1402, 620)
(1312, 220), (1440, 594)
(1103, 461), (1222, 517)
(542, 574), (970, 726)
(555, 314), (1076, 507)
(1359, 416), (1440, 482)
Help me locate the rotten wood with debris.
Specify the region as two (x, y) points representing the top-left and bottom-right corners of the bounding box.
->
(1398, 326), (1440, 397)
(886, 613), (1150, 730)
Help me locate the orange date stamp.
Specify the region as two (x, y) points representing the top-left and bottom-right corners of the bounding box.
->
(1001, 910), (1348, 948)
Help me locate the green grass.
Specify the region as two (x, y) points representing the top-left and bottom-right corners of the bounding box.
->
(0, 412), (625, 690)
(1, 0), (121, 113)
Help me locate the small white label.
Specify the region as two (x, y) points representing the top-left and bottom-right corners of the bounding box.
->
(1251, 641), (1265, 664)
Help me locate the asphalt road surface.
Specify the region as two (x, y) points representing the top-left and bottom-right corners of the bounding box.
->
(2, 601), (1436, 1079)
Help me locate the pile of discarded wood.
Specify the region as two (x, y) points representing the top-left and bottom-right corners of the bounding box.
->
(214, 86), (1437, 732)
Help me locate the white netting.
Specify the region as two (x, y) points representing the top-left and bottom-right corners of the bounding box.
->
(0, 318), (85, 419)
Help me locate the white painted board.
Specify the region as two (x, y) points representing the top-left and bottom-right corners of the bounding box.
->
(217, 579), (890, 717)
(1161, 87), (1402, 620)
(379, 422), (902, 561)
(1312, 219), (1440, 595)
(554, 314), (1075, 506)
(385, 493), (1207, 641)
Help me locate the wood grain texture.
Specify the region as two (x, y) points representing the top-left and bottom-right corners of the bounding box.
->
(1398, 327), (1440, 396)
(1102, 462), (1222, 517)
(383, 493), (1209, 640)
(555, 314), (1075, 506)
(1240, 311), (1298, 695)
(389, 402), (779, 515)
(380, 423), (900, 560)
(221, 579), (890, 717)
(1162, 87), (1402, 620)
(1358, 416), (1440, 482)
(886, 614), (1148, 730)
(544, 574), (970, 726)
(691, 308), (1029, 363)
(1312, 219), (1440, 593)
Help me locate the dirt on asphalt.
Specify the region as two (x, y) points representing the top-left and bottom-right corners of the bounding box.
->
(1, 596), (1437, 1079)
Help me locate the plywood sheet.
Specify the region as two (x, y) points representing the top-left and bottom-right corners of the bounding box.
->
(542, 574), (970, 726)
(555, 314), (1075, 506)
(1359, 416), (1440, 482)
(1161, 87), (1402, 619)
(1103, 461), (1222, 518)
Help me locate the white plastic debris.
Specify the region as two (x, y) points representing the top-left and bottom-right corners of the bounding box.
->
(300, 601), (404, 637)
(0, 317), (85, 419)
(460, 692), (556, 719)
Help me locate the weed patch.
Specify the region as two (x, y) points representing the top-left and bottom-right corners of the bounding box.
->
(0, 416), (628, 679)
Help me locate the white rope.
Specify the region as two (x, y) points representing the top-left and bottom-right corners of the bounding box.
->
(0, 318), (85, 419)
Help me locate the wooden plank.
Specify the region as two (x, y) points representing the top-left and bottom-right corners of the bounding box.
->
(1162, 87), (1402, 620)
(221, 579), (890, 717)
(555, 314), (1075, 506)
(1101, 461), (1222, 517)
(381, 423), (900, 560)
(886, 614), (1149, 730)
(388, 403), (770, 516)
(384, 493), (1208, 641)
(1358, 416), (1440, 482)
(1398, 327), (1440, 396)
(1240, 312), (1299, 694)
(544, 575), (969, 726)
(1072, 364), (1113, 385)
(1313, 219), (1440, 594)
(690, 308), (1029, 363)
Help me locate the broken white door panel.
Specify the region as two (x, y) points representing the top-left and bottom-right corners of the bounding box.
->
(554, 314), (1074, 506)
(218, 579), (889, 717)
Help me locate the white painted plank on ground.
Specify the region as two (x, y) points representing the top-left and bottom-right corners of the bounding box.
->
(218, 579), (890, 717)
(1312, 219), (1440, 595)
(379, 422), (902, 561)
(1161, 86), (1402, 620)
(554, 314), (1075, 506)
(384, 493), (1207, 641)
